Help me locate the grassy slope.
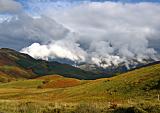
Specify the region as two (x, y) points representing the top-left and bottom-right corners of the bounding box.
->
(0, 63), (159, 113)
(0, 75), (86, 89)
(37, 75), (85, 88)
(0, 66), (35, 80)
(0, 72), (16, 83)
(0, 64), (159, 102)
(0, 80), (43, 88)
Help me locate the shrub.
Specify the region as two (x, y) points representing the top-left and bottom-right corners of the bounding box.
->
(43, 80), (50, 84)
(74, 103), (101, 113)
(43, 108), (62, 113)
(18, 102), (40, 113)
(37, 85), (43, 89)
(112, 107), (147, 113)
(137, 102), (160, 113)
(109, 103), (118, 109)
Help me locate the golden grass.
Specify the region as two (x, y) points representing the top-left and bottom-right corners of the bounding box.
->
(0, 64), (159, 112)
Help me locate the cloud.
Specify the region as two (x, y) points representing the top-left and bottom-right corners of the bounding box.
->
(0, 14), (69, 50)
(0, 0), (22, 13)
(0, 1), (160, 67)
(21, 40), (87, 63)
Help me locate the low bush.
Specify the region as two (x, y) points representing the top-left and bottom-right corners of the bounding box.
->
(112, 107), (147, 113)
(73, 103), (101, 113)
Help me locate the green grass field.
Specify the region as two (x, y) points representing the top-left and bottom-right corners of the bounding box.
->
(0, 64), (159, 113)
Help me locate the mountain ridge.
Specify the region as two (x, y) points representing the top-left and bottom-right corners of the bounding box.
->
(0, 48), (100, 80)
(0, 48), (159, 81)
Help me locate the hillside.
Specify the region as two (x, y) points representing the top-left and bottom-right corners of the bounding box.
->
(0, 61), (159, 113)
(45, 63), (160, 101)
(75, 63), (160, 100)
(0, 63), (159, 99)
(0, 48), (100, 80)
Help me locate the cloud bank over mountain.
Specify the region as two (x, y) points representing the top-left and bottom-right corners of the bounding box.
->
(0, 0), (160, 67)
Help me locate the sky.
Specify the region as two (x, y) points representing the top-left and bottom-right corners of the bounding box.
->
(0, 0), (160, 67)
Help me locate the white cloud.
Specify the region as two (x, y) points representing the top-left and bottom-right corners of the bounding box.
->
(0, 1), (160, 67)
(0, 0), (22, 13)
(21, 40), (87, 63)
(28, 2), (159, 66)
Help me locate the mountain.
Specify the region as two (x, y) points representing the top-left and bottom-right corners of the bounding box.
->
(0, 48), (101, 81)
(79, 60), (160, 77)
(0, 48), (37, 82)
(0, 48), (159, 82)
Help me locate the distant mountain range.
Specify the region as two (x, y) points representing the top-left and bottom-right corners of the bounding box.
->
(0, 48), (159, 82)
(78, 60), (159, 76)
